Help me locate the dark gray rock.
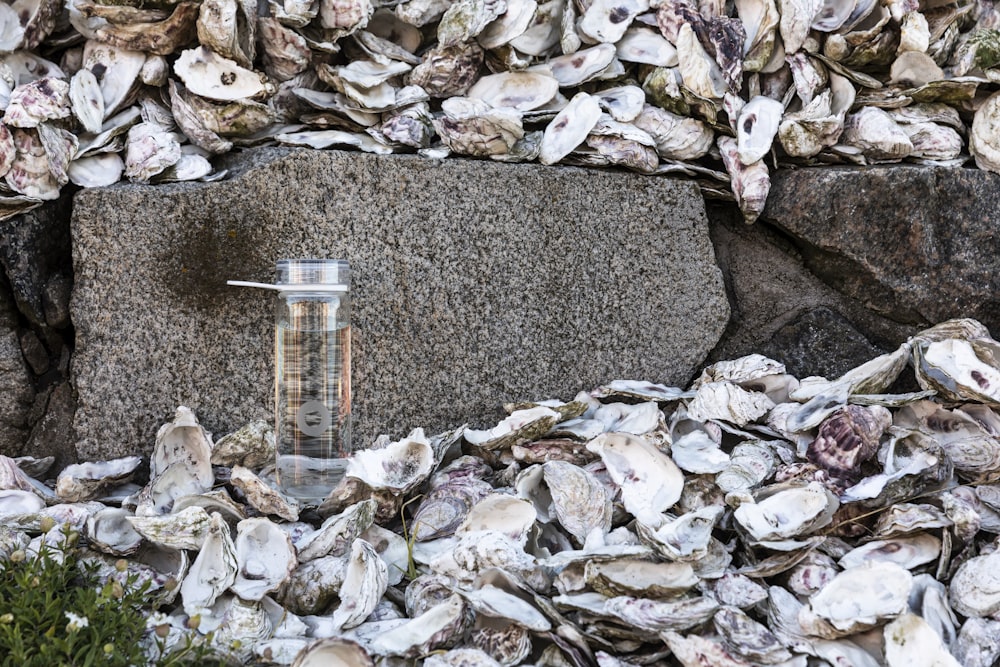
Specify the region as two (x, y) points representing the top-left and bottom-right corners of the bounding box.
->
(758, 307), (886, 380)
(763, 166), (1000, 333)
(705, 201), (914, 368)
(19, 330), (48, 376)
(71, 148), (729, 461)
(43, 272), (72, 329)
(25, 381), (77, 469)
(0, 196), (73, 330)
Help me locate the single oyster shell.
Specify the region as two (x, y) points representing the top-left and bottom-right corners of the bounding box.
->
(469, 619), (531, 666)
(123, 120), (181, 181)
(716, 440), (775, 493)
(212, 595), (273, 661)
(467, 70), (559, 111)
(718, 135), (770, 224)
(55, 455), (142, 502)
(734, 482), (838, 542)
(542, 460), (612, 544)
(545, 44), (617, 87)
(714, 605), (793, 664)
(258, 17), (311, 82)
(883, 613), (961, 667)
(736, 95), (782, 164)
(320, 0), (374, 36)
(211, 420), (275, 470)
(585, 559), (699, 598)
(464, 406), (558, 450)
(578, 0), (650, 44)
(806, 404), (891, 480)
(275, 554), (347, 615)
(230, 465), (300, 522)
(477, 0), (537, 49)
(913, 335), (1000, 406)
(197, 0), (257, 69)
(457, 493), (537, 546)
(181, 511), (237, 614)
(369, 594), (469, 657)
(408, 42), (484, 98)
(438, 0), (508, 47)
(636, 506), (723, 561)
(296, 498), (377, 561)
(5, 128), (59, 200)
(838, 533), (941, 570)
(85, 506), (144, 556)
(677, 22), (727, 99)
(633, 104), (714, 160)
(3, 77), (70, 128)
(88, 2), (199, 56)
(345, 428), (434, 494)
(953, 617), (1000, 667)
(840, 106), (913, 162)
(231, 517), (297, 601)
(434, 96), (524, 157)
(69, 68), (103, 134)
(332, 538), (389, 630)
(508, 0), (562, 55)
(291, 638), (374, 667)
(67, 152), (124, 188)
(587, 431), (684, 523)
(174, 46), (273, 102)
(127, 505), (212, 551)
(0, 489), (45, 517)
(412, 468), (493, 542)
(802, 561), (913, 635)
(661, 632), (752, 667)
(950, 550), (1000, 618)
(972, 90), (1000, 173)
(425, 648), (502, 667)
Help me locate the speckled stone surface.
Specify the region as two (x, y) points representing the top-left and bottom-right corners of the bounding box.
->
(70, 148), (728, 460)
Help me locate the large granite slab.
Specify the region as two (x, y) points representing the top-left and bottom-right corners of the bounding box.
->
(71, 148), (729, 460)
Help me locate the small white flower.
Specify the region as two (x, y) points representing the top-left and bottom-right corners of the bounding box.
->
(65, 612), (89, 632)
(145, 611), (171, 630)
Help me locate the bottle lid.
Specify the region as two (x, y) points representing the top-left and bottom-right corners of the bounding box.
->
(227, 259), (350, 292)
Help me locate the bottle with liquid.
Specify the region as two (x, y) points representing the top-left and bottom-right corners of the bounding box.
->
(271, 259), (352, 504)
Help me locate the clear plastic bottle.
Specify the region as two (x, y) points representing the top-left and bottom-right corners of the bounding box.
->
(272, 259), (351, 504)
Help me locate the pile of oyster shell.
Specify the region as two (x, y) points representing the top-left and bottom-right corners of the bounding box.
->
(1, 0), (1000, 222)
(4, 318), (1000, 665)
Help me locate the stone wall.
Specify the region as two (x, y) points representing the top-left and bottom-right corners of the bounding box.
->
(1, 149), (996, 465)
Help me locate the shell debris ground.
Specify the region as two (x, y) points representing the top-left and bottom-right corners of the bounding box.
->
(1, 0), (1000, 222)
(6, 317), (1000, 664)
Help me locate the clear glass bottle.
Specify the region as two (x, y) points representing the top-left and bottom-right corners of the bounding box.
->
(272, 259), (351, 504)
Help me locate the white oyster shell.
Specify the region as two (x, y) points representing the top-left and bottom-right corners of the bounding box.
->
(538, 92), (602, 165)
(734, 482), (838, 542)
(55, 455), (142, 502)
(587, 432), (684, 523)
(232, 517), (297, 601)
(345, 428), (434, 494)
(804, 561), (913, 634)
(174, 46), (273, 101)
(181, 511), (238, 614)
(331, 538), (388, 630)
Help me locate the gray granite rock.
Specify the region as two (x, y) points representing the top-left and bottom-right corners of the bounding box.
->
(763, 166), (1000, 333)
(0, 290), (34, 457)
(71, 148), (729, 460)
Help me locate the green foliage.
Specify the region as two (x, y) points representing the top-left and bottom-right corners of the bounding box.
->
(0, 526), (224, 667)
